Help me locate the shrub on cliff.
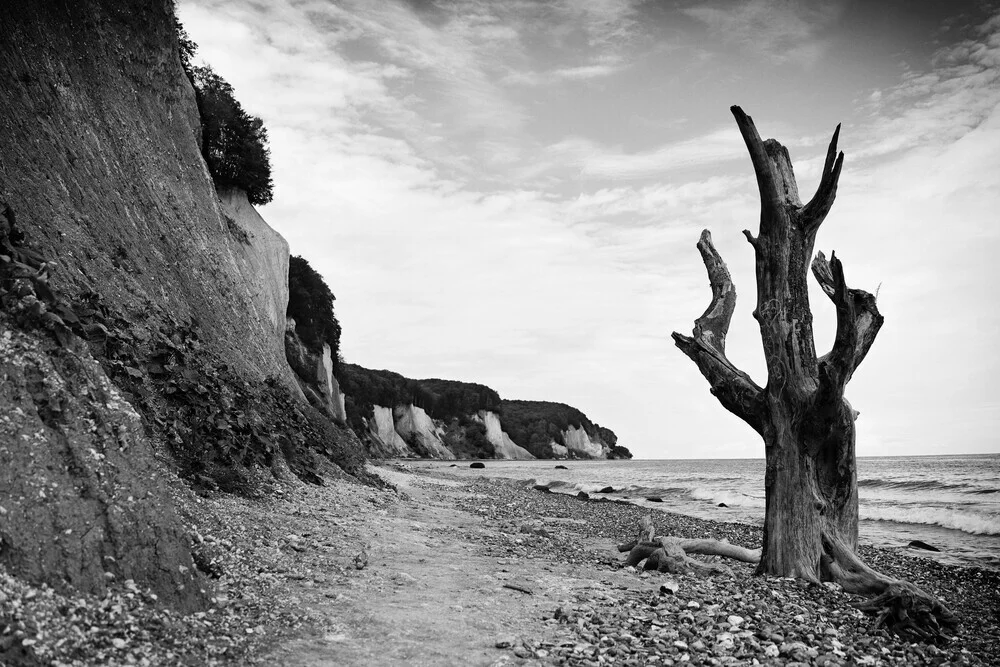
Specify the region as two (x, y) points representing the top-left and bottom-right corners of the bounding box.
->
(287, 255), (342, 360)
(190, 65), (274, 205)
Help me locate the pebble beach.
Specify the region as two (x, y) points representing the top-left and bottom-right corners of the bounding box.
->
(3, 462), (999, 666)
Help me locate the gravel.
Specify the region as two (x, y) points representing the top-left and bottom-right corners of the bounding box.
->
(449, 475), (1000, 666)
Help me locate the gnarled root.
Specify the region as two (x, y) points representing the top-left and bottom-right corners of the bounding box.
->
(855, 581), (959, 643)
(618, 516), (756, 577)
(822, 532), (959, 643)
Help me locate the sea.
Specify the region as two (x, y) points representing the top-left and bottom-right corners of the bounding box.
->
(413, 454), (1000, 571)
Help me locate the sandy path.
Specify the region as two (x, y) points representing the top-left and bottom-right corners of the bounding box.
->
(263, 466), (650, 666)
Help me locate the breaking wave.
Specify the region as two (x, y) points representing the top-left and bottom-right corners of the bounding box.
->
(859, 478), (999, 494)
(860, 506), (1000, 536)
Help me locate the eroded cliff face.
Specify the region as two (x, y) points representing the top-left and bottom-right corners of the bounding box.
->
(562, 424), (608, 459)
(285, 321), (348, 421)
(0, 0), (290, 383)
(0, 322), (203, 610)
(217, 187), (291, 350)
(393, 405), (455, 459)
(0, 0), (367, 610)
(368, 405), (413, 458)
(475, 411), (535, 460)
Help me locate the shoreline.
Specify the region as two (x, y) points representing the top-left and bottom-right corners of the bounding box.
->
(409, 457), (1000, 573)
(4, 463), (998, 665)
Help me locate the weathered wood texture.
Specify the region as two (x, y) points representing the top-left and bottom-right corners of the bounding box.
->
(670, 106), (955, 641)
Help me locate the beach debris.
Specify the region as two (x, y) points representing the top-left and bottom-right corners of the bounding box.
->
(618, 517), (758, 577)
(532, 484), (552, 493)
(494, 635), (518, 649)
(353, 550), (368, 570)
(502, 582), (534, 595)
(659, 580), (679, 595)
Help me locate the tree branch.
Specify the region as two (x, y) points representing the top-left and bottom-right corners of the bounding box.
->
(731, 106), (781, 214)
(801, 125), (845, 231)
(811, 251), (884, 395)
(673, 230), (766, 432)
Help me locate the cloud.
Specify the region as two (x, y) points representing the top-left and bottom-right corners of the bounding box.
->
(682, 0), (847, 66)
(853, 10), (1000, 161)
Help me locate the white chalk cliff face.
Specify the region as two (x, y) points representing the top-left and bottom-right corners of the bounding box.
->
(369, 405), (412, 457)
(562, 425), (607, 459)
(217, 187), (289, 343)
(549, 441), (569, 458)
(475, 411), (535, 460)
(393, 405), (455, 459)
(321, 344), (347, 423)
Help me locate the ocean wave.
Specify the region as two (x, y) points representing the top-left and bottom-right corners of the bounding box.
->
(689, 487), (765, 509)
(861, 506), (1000, 536)
(859, 478), (998, 494)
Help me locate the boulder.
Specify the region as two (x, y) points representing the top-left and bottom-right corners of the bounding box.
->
(470, 462), (485, 469)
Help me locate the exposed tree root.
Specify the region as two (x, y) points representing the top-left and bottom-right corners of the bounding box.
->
(617, 518), (958, 643)
(821, 532), (958, 643)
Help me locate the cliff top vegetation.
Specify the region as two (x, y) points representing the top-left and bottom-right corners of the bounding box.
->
(176, 15), (274, 205)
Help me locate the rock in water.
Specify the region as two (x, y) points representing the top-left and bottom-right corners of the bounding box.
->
(646, 496), (663, 503)
(908, 540), (941, 552)
(533, 484), (552, 493)
(597, 486), (615, 493)
(554, 465), (568, 469)
(577, 491), (590, 500)
(718, 502), (728, 507)
(470, 461), (486, 469)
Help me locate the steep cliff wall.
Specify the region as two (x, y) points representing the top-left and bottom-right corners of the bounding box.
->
(368, 405), (413, 458)
(393, 405), (455, 459)
(500, 400), (623, 459)
(0, 319), (203, 610)
(217, 187), (290, 348)
(339, 364), (624, 460)
(285, 322), (347, 421)
(562, 424), (607, 459)
(476, 411), (535, 460)
(0, 0), (290, 383)
(0, 0), (368, 610)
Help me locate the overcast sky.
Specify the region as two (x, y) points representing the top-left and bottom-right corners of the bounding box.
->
(178, 0), (1000, 459)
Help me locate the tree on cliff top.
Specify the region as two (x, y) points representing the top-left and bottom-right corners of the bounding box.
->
(660, 106), (955, 640)
(191, 65), (274, 205)
(287, 255), (341, 361)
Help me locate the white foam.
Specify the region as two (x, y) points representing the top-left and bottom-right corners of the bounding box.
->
(861, 506), (1000, 536)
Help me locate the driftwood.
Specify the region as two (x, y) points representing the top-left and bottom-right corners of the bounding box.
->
(619, 515), (956, 642)
(617, 515), (759, 578)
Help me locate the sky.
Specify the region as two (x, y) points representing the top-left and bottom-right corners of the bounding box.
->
(177, 0), (1000, 459)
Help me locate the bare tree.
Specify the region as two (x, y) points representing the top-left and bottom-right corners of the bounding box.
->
(650, 106), (956, 640)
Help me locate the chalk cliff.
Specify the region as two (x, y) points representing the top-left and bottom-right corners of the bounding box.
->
(562, 424), (607, 458)
(393, 404), (456, 459)
(368, 405), (413, 458)
(476, 411), (535, 460)
(338, 364), (624, 460)
(0, 0), (367, 610)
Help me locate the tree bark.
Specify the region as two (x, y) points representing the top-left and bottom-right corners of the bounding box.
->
(669, 106), (956, 641)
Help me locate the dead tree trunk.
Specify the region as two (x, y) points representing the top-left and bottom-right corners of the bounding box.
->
(669, 106), (957, 641)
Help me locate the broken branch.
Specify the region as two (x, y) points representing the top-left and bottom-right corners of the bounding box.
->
(672, 230), (765, 432)
(811, 251), (884, 395)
